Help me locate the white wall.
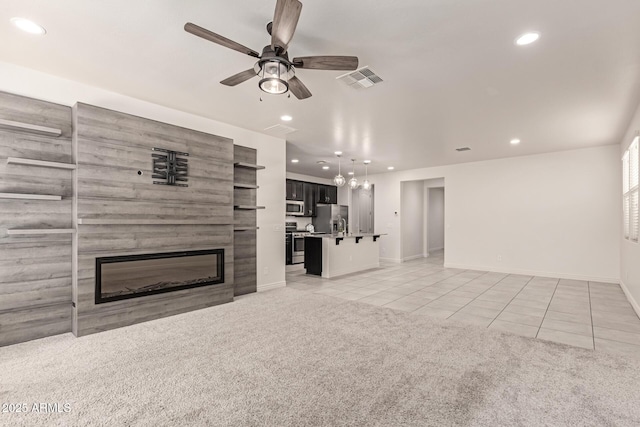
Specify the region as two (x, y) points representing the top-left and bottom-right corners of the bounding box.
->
(0, 61), (287, 290)
(400, 181), (424, 261)
(371, 145), (620, 282)
(620, 101), (640, 315)
(427, 188), (445, 252)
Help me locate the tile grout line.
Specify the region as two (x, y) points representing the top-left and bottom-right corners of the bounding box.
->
(445, 272), (519, 320)
(371, 266), (488, 310)
(534, 278), (560, 338)
(401, 270), (494, 312)
(376, 268), (479, 309)
(486, 275), (536, 329)
(329, 263), (459, 305)
(587, 281), (596, 350)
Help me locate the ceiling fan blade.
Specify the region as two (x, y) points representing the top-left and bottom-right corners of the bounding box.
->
(220, 69), (258, 86)
(292, 56), (359, 71)
(288, 76), (312, 100)
(185, 22), (260, 58)
(271, 0), (302, 53)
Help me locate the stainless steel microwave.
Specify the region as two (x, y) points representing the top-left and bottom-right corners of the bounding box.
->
(286, 200), (305, 216)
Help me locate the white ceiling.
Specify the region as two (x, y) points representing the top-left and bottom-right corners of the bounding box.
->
(2, 0), (640, 177)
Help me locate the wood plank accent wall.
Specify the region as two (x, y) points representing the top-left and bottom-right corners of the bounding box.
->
(73, 103), (235, 336)
(0, 91), (73, 346)
(233, 146), (258, 296)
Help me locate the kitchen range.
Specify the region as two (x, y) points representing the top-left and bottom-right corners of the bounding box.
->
(285, 221), (310, 265)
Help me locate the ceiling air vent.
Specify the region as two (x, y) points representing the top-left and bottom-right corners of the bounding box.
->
(456, 147), (471, 152)
(336, 66), (383, 89)
(264, 124), (297, 135)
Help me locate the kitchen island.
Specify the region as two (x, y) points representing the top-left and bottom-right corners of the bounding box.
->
(304, 233), (383, 278)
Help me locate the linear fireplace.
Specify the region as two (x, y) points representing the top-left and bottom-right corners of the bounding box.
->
(95, 249), (224, 304)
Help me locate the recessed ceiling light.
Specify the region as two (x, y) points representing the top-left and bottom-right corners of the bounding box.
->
(322, 166), (330, 170)
(510, 138), (521, 145)
(363, 160), (371, 164)
(387, 166), (394, 170)
(317, 160), (327, 165)
(334, 151), (342, 155)
(280, 115), (292, 121)
(515, 32), (540, 46)
(291, 159), (299, 163)
(348, 172), (354, 175)
(10, 17), (46, 35)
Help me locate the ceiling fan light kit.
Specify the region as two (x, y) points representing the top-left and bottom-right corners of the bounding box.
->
(184, 0), (359, 100)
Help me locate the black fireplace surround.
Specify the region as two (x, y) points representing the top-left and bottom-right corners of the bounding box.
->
(95, 249), (224, 304)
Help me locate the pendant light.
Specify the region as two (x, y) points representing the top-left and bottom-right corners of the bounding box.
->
(362, 160), (371, 190)
(348, 159), (359, 189)
(333, 153), (346, 187)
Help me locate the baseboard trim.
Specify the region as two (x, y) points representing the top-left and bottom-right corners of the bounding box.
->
(401, 254), (426, 262)
(429, 246), (444, 251)
(380, 257), (402, 263)
(619, 279), (640, 319)
(443, 262), (619, 284)
(257, 281), (286, 292)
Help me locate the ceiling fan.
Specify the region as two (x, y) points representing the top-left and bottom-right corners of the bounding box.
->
(184, 0), (359, 100)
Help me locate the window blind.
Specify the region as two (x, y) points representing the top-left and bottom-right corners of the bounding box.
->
(631, 138), (639, 241)
(624, 136), (639, 242)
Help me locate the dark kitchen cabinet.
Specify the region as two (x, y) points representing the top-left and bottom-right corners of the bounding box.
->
(303, 182), (317, 217)
(317, 184), (338, 204)
(286, 179), (303, 201)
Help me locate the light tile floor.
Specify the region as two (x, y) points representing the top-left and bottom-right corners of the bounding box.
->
(285, 251), (640, 359)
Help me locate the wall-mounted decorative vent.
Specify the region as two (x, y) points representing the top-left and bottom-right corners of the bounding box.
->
(152, 148), (188, 187)
(264, 124), (297, 135)
(336, 66), (383, 89)
(456, 147), (471, 152)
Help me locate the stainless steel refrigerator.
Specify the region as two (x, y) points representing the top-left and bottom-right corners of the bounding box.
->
(313, 204), (349, 234)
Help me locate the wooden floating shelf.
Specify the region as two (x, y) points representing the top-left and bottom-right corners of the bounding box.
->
(0, 118), (62, 137)
(234, 205), (266, 210)
(78, 219), (229, 225)
(234, 162), (265, 170)
(7, 229), (76, 236)
(7, 157), (76, 170)
(233, 183), (259, 189)
(0, 192), (62, 201)
(234, 227), (259, 231)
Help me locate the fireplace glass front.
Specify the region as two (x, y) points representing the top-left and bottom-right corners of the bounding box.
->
(95, 249), (224, 304)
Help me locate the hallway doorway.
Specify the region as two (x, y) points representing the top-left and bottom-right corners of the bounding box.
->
(400, 178), (445, 262)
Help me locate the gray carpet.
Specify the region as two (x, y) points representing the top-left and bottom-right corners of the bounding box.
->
(1, 287), (639, 427)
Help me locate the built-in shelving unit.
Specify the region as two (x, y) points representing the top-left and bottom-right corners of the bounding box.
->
(0, 192), (62, 201)
(234, 183), (259, 189)
(0, 118), (62, 137)
(234, 162), (265, 170)
(233, 146), (262, 296)
(7, 229), (76, 236)
(0, 92), (73, 347)
(234, 205), (265, 210)
(77, 219), (226, 225)
(7, 157), (76, 170)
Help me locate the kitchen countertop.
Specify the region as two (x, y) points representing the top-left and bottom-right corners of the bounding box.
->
(305, 233), (385, 239)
